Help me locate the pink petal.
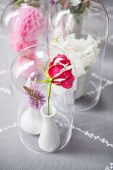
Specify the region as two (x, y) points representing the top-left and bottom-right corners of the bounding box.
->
(60, 75), (75, 89)
(48, 64), (64, 78)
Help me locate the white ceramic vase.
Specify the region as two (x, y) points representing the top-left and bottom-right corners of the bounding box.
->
(38, 104), (60, 152)
(20, 107), (42, 135)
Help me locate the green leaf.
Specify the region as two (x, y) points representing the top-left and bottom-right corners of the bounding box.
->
(16, 0), (24, 7)
(70, 0), (90, 15)
(16, 0), (40, 8)
(28, 2), (40, 7)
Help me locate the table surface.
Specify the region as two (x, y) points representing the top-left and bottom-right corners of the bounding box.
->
(0, 0), (113, 170)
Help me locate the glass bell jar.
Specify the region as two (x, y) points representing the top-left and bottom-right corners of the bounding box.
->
(0, 0), (49, 53)
(10, 44), (77, 153)
(50, 0), (109, 111)
(0, 0), (49, 94)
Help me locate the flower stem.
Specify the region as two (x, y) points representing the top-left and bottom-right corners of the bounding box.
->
(35, 77), (53, 115)
(36, 79), (48, 83)
(48, 81), (52, 115)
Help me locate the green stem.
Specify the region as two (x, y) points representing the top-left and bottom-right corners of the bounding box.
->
(36, 79), (49, 83)
(48, 81), (52, 115)
(36, 78), (53, 115)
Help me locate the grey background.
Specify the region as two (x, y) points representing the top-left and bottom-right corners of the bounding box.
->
(0, 0), (113, 170)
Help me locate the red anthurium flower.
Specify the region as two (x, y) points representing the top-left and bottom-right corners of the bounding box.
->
(47, 54), (75, 89)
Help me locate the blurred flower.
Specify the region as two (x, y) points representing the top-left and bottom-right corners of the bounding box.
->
(23, 81), (46, 110)
(46, 54), (75, 89)
(49, 0), (57, 6)
(70, 0), (81, 6)
(10, 33), (37, 52)
(10, 6), (45, 51)
(70, 0), (90, 14)
(57, 0), (90, 23)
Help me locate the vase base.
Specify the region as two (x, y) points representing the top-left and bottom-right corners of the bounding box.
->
(38, 139), (61, 152)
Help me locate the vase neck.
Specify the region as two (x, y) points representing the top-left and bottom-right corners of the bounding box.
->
(42, 113), (55, 124)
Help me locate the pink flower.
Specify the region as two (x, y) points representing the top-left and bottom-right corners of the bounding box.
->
(17, 6), (45, 40)
(23, 82), (46, 110)
(10, 33), (37, 52)
(47, 54), (75, 89)
(10, 6), (45, 51)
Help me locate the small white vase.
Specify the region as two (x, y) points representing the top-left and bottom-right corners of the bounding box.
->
(20, 107), (42, 135)
(38, 104), (60, 152)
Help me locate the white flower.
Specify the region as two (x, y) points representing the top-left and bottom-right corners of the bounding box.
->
(70, 0), (81, 6)
(50, 34), (100, 77)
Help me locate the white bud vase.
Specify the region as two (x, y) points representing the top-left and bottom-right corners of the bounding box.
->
(38, 104), (60, 152)
(20, 107), (42, 135)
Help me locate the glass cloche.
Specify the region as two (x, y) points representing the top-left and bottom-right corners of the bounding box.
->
(0, 0), (49, 53)
(10, 44), (77, 153)
(49, 0), (109, 111)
